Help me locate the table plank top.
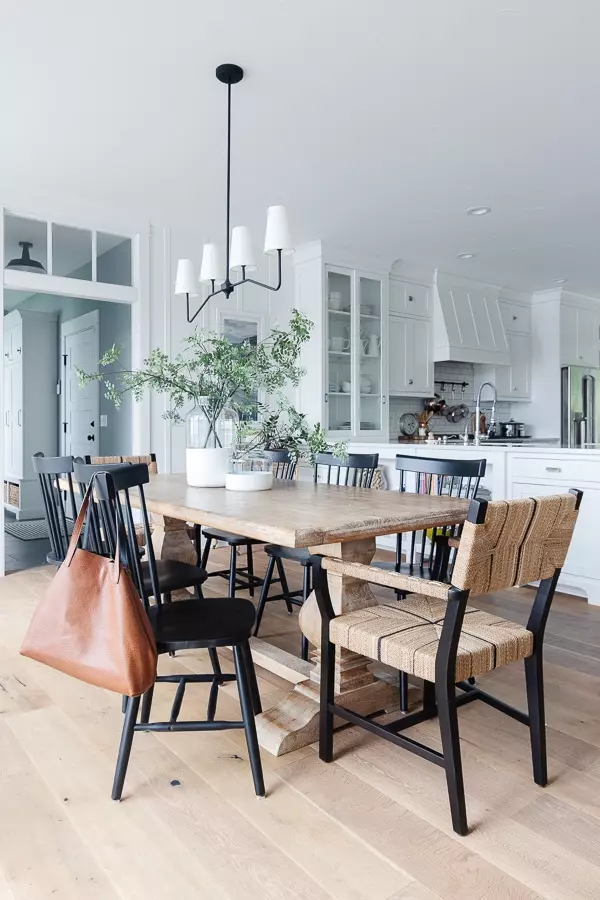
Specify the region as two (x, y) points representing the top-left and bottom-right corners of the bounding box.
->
(140, 475), (470, 547)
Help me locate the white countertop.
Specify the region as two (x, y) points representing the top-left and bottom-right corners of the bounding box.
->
(349, 441), (600, 457)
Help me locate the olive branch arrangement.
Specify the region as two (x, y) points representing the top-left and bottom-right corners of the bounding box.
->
(77, 308), (347, 462)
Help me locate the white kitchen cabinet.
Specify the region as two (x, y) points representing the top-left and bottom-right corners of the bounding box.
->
(389, 315), (433, 396)
(3, 310), (59, 519)
(389, 277), (430, 318)
(500, 301), (530, 335)
(477, 333), (531, 401)
(324, 266), (387, 439)
(512, 480), (600, 601)
(560, 304), (600, 367)
(294, 242), (391, 442)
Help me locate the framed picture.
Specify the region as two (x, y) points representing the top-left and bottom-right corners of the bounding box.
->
(217, 310), (264, 421)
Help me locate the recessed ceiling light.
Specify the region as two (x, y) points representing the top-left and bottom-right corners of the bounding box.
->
(553, 278), (567, 284)
(466, 206), (492, 216)
(457, 252), (476, 259)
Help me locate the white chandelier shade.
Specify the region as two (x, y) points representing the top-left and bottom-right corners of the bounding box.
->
(229, 226), (257, 272)
(199, 242), (223, 284)
(174, 259), (199, 296)
(264, 205), (293, 255)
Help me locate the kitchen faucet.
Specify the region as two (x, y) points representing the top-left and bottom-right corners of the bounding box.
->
(474, 381), (497, 445)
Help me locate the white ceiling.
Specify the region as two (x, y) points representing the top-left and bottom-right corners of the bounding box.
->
(2, 0), (600, 295)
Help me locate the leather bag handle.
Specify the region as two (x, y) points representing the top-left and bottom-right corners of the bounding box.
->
(64, 473), (123, 584)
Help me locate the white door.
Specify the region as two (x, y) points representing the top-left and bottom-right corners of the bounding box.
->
(61, 311), (100, 459)
(3, 364), (13, 476)
(576, 309), (599, 367)
(507, 334), (531, 399)
(409, 319), (433, 394)
(10, 362), (23, 478)
(389, 316), (408, 392)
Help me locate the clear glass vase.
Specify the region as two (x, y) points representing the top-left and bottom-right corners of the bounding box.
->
(185, 399), (237, 487)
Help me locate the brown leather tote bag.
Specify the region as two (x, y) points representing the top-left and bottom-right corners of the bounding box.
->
(21, 479), (157, 696)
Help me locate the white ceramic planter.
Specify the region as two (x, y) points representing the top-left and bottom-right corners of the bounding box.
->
(186, 447), (231, 487)
(225, 471), (273, 492)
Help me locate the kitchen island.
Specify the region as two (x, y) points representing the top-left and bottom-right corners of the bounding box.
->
(349, 440), (600, 605)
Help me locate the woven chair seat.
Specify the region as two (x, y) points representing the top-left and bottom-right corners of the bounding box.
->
(329, 594), (533, 682)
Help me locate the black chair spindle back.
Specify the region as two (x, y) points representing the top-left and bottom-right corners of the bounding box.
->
(93, 463), (160, 611)
(394, 454), (486, 574)
(314, 452), (379, 488)
(264, 449), (297, 481)
(32, 453), (78, 565)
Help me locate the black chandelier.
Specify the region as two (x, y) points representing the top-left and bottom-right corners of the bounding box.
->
(175, 64), (293, 323)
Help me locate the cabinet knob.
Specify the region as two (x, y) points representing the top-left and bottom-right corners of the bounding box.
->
(408, 295), (414, 302)
(512, 315), (517, 321)
(408, 379), (414, 385)
(87, 434), (95, 441)
(4, 353), (8, 358)
(513, 387), (517, 391)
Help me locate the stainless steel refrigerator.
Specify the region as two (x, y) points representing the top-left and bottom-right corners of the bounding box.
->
(561, 366), (600, 447)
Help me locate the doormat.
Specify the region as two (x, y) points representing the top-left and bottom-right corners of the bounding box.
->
(5, 520), (49, 541)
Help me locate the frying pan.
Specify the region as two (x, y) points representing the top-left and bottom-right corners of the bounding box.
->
(424, 394), (446, 415)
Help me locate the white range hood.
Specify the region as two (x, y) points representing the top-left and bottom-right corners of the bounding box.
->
(433, 270), (510, 366)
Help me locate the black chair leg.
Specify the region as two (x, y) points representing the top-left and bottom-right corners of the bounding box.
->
(200, 533), (212, 571)
(254, 555), (276, 636)
(246, 545), (255, 598)
(301, 565), (311, 661)
(121, 695), (127, 714)
(194, 524), (202, 566)
(112, 695), (140, 801)
(319, 630), (335, 763)
(208, 648), (223, 683)
(140, 685), (154, 724)
(399, 671), (409, 712)
(233, 644), (265, 797)
(241, 640), (262, 715)
(436, 682), (468, 836)
(423, 679), (436, 717)
(525, 650), (548, 786)
(229, 545), (238, 597)
(275, 558), (294, 613)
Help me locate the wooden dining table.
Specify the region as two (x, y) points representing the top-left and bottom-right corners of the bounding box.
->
(128, 474), (469, 756)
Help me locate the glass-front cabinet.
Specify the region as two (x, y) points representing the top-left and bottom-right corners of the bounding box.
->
(325, 265), (386, 440)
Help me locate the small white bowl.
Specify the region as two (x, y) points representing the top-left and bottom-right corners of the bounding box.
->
(225, 471), (273, 492)
(341, 381), (352, 393)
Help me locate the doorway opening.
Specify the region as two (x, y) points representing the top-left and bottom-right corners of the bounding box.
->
(3, 287), (132, 573)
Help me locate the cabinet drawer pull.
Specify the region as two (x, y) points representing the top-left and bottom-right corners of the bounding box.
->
(545, 466), (562, 472)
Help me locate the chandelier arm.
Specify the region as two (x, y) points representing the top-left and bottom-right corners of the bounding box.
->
(241, 249), (283, 292)
(185, 285), (226, 323)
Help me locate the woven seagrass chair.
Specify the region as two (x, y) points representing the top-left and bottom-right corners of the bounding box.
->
(312, 490), (583, 835)
(373, 454), (487, 712)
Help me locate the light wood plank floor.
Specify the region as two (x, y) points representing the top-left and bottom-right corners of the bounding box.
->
(2, 547), (600, 899)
